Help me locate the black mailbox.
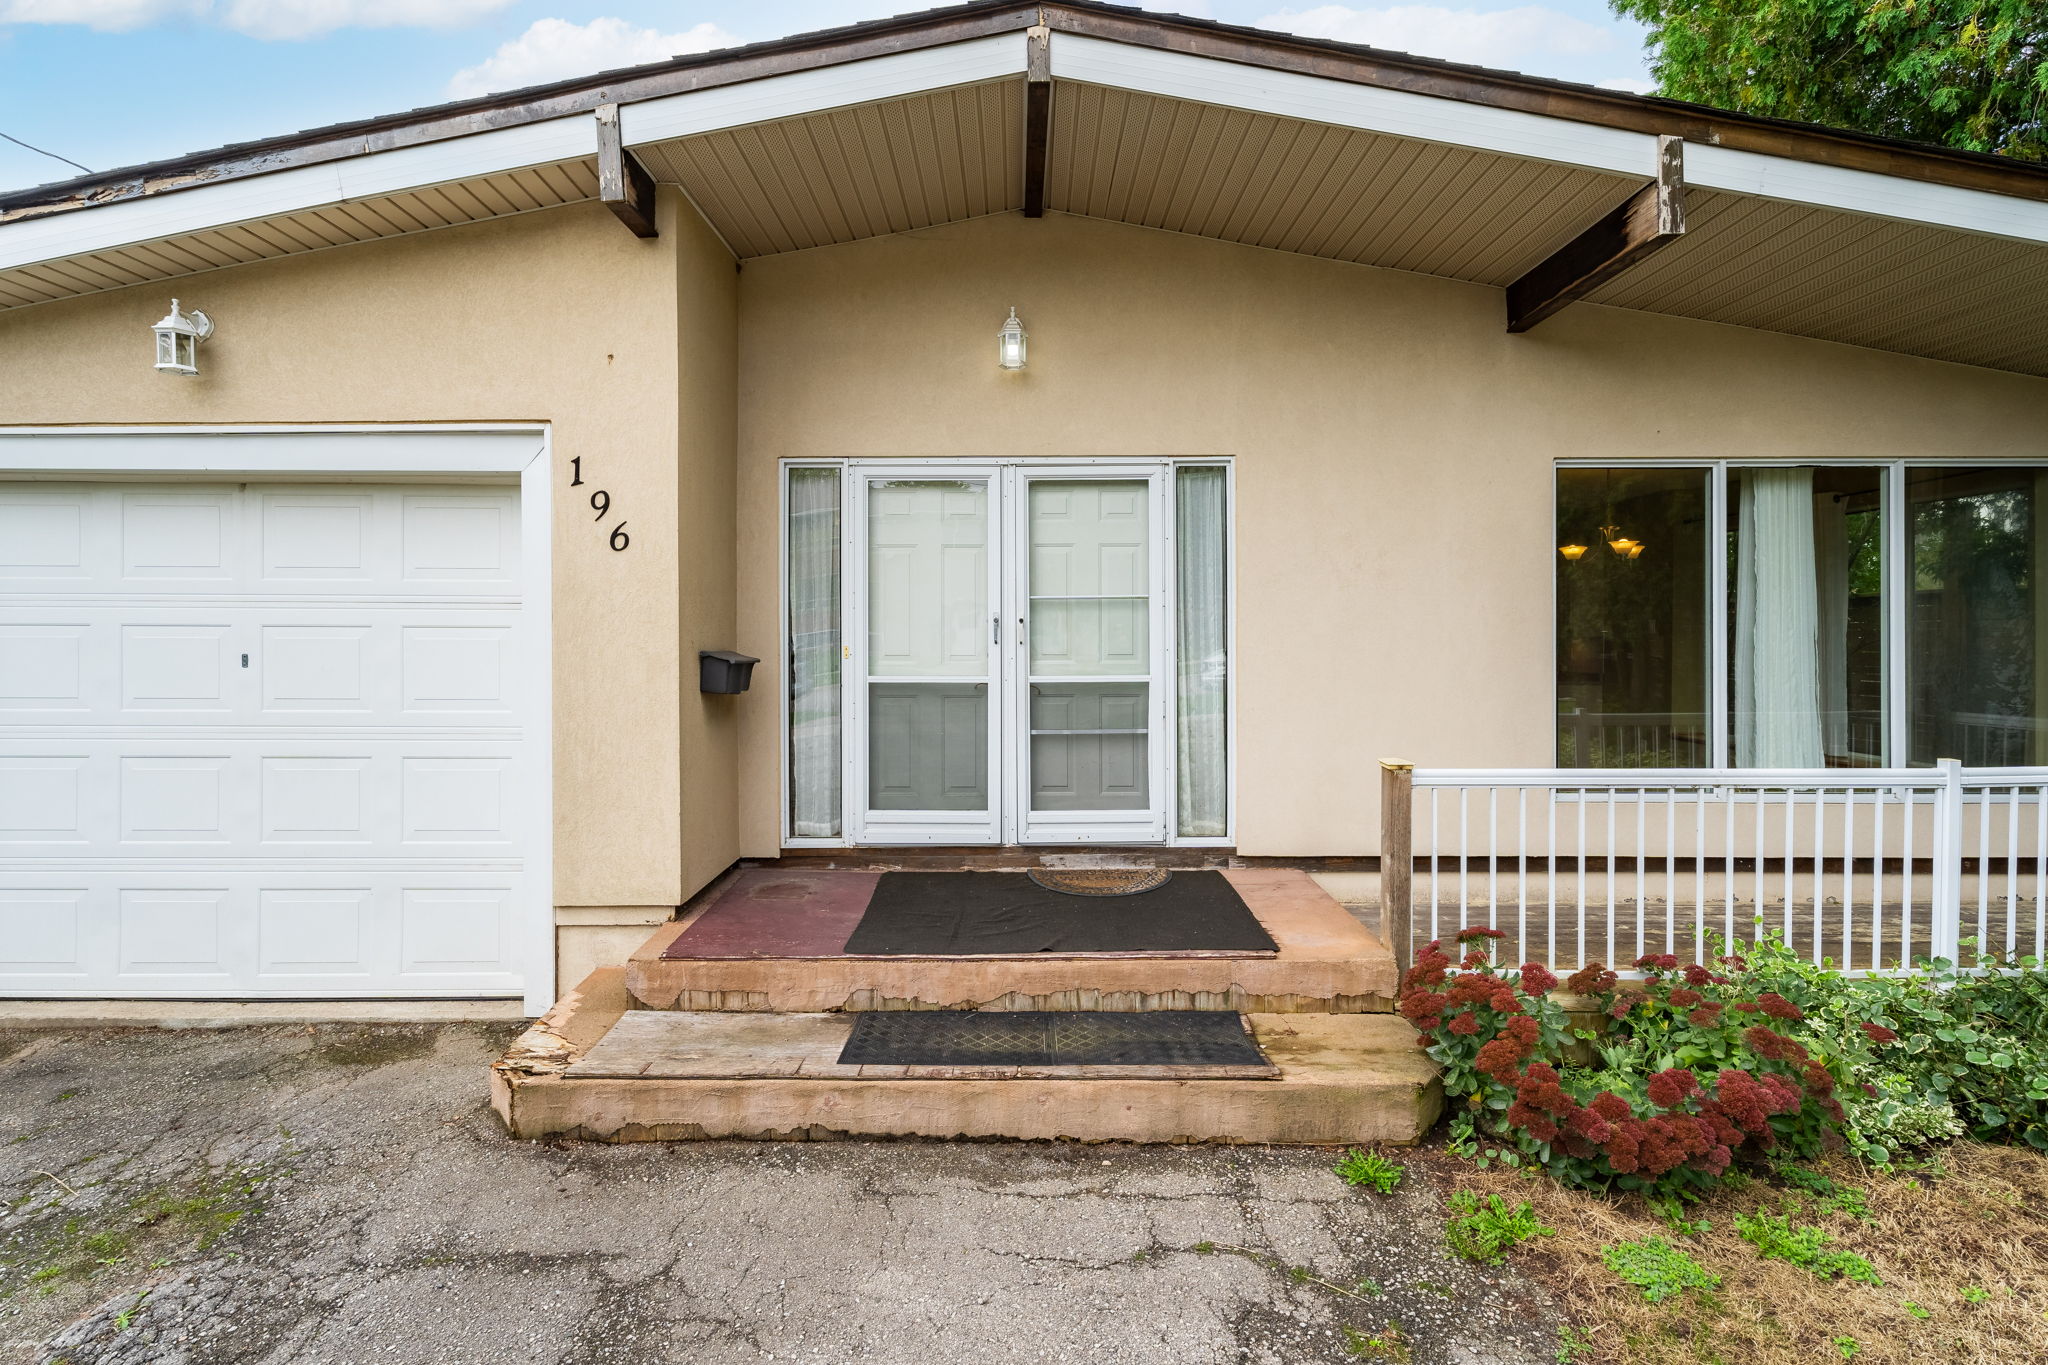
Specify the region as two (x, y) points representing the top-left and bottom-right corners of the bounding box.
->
(698, 650), (759, 695)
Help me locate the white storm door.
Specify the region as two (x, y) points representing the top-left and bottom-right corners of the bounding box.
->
(1009, 466), (1169, 843)
(848, 469), (1002, 844)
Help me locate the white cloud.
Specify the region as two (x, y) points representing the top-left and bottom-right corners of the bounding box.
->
(1258, 4), (1617, 70)
(0, 0), (511, 36)
(448, 16), (741, 98)
(1597, 76), (1655, 94)
(219, 0), (514, 41)
(0, 0), (201, 30)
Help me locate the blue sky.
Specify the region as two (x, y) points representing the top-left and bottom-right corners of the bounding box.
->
(0, 1), (1654, 194)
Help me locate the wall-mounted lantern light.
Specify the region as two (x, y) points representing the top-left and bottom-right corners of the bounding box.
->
(151, 299), (213, 376)
(997, 307), (1027, 370)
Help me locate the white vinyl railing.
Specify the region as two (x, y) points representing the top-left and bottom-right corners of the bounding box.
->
(1377, 759), (2048, 975)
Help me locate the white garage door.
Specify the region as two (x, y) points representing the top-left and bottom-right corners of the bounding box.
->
(0, 480), (536, 998)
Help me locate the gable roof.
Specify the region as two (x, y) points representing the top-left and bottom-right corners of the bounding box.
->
(2, 1), (2045, 376)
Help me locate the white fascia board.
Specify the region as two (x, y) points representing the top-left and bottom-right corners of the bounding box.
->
(1061, 33), (2048, 246)
(618, 32), (1027, 145)
(1687, 142), (2048, 245)
(0, 426), (547, 474)
(1051, 33), (1657, 179)
(0, 117), (592, 274)
(0, 34), (1027, 279)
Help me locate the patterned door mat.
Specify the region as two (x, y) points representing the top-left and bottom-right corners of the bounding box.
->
(838, 1010), (1266, 1067)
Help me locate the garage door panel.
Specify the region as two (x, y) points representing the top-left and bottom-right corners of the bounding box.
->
(0, 888), (88, 977)
(0, 623), (96, 713)
(121, 489), (237, 583)
(1, 477), (532, 999)
(400, 493), (519, 587)
(0, 487), (91, 582)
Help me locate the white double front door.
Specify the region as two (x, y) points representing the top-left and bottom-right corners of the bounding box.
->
(850, 463), (1169, 844)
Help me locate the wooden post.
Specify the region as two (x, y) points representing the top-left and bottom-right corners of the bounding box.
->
(595, 103), (658, 239)
(1504, 134), (1685, 332)
(1380, 759), (1415, 978)
(1022, 24), (1052, 218)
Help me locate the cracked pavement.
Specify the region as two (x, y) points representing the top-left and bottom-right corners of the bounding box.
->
(0, 1024), (1560, 1364)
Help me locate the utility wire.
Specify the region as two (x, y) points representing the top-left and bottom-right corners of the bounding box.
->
(0, 132), (92, 175)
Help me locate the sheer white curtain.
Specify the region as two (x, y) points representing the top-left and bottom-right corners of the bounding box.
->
(787, 468), (842, 836)
(1734, 467), (1823, 767)
(1813, 494), (1851, 760)
(1176, 466), (1228, 836)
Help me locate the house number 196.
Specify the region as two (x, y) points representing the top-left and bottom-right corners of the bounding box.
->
(569, 456), (630, 551)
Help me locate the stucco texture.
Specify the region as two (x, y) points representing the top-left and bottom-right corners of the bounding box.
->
(733, 211), (2048, 857)
(0, 189), (740, 914)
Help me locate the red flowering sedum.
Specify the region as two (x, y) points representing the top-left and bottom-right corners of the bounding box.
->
(1398, 933), (1856, 1197)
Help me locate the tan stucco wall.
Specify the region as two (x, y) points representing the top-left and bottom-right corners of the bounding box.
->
(0, 188), (741, 916)
(733, 211), (2048, 857)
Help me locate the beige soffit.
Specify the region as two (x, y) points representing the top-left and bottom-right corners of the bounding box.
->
(1584, 186), (2048, 376)
(1045, 81), (1639, 286)
(633, 78), (1026, 258)
(0, 159), (599, 311)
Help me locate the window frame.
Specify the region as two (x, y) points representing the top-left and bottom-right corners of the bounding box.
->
(1555, 457), (2045, 771)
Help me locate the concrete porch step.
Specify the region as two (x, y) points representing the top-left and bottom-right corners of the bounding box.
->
(625, 868), (1398, 1014)
(493, 970), (1443, 1144)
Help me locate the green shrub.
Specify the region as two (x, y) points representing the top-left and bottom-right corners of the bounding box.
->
(1737, 935), (2048, 1156)
(1333, 1149), (1405, 1194)
(1733, 1208), (1881, 1285)
(1601, 1236), (1721, 1301)
(1443, 1190), (1554, 1264)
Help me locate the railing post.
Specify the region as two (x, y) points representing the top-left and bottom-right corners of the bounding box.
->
(1933, 757), (1964, 966)
(1380, 759), (1415, 979)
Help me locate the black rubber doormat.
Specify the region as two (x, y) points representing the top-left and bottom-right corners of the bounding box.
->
(839, 1011), (1267, 1067)
(838, 870), (1278, 956)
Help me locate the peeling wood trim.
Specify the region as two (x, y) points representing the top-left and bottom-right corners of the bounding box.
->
(1506, 134), (1687, 333)
(595, 105), (658, 238)
(1023, 24), (1053, 219)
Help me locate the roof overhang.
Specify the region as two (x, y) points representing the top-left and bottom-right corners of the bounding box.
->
(2, 1), (2045, 376)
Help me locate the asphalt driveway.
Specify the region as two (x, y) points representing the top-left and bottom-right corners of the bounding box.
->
(0, 1023), (1558, 1365)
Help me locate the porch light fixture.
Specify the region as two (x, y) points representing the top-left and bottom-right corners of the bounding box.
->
(997, 307), (1027, 370)
(150, 299), (213, 376)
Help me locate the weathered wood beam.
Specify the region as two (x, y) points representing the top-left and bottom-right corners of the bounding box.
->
(1023, 24), (1052, 218)
(1505, 135), (1686, 334)
(596, 103), (658, 239)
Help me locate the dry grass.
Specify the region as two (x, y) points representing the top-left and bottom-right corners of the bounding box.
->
(1412, 1142), (2048, 1365)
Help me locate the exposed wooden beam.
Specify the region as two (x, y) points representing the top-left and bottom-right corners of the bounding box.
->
(1023, 24), (1052, 218)
(595, 103), (658, 239)
(1506, 135), (1685, 333)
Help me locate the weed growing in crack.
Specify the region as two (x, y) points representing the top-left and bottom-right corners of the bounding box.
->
(1341, 1322), (1411, 1362)
(1733, 1209), (1881, 1285)
(1444, 1190), (1554, 1265)
(1601, 1236), (1722, 1302)
(1333, 1149), (1405, 1194)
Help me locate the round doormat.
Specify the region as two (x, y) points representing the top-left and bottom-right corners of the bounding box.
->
(1025, 867), (1174, 897)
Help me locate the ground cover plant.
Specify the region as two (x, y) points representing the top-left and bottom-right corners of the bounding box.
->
(1412, 1141), (2048, 1365)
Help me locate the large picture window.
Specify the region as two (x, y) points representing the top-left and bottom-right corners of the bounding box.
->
(1558, 462), (2045, 769)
